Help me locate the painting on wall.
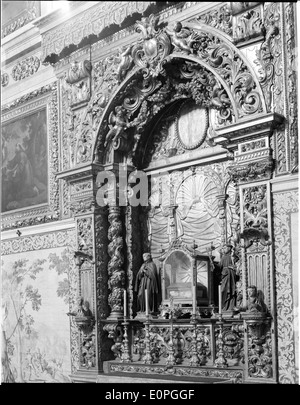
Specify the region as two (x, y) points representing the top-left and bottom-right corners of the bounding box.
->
(1, 246), (73, 383)
(1, 108), (48, 213)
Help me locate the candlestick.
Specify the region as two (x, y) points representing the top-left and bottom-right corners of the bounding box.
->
(218, 284), (222, 315)
(192, 284), (196, 315)
(145, 288), (149, 316)
(123, 289), (127, 317)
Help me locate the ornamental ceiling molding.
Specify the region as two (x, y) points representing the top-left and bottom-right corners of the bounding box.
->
(36, 1), (157, 64)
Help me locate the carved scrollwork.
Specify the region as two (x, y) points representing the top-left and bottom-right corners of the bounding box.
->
(254, 3), (280, 113)
(196, 5), (232, 36)
(233, 6), (264, 44)
(81, 333), (96, 369)
(239, 185), (271, 249)
(245, 319), (273, 379)
(132, 14), (171, 79)
(1, 73), (9, 87)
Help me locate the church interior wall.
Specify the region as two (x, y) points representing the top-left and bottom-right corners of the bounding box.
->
(1, 1), (298, 384)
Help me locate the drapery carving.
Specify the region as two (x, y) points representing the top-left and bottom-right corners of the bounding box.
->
(37, 2), (157, 64)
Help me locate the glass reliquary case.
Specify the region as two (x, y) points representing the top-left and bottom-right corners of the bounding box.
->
(161, 248), (214, 307)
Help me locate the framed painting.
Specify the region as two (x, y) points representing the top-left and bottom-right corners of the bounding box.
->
(1, 83), (59, 229)
(2, 108), (48, 212)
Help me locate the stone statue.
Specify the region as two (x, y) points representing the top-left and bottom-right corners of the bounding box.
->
(240, 285), (267, 314)
(220, 243), (239, 311)
(76, 296), (93, 317)
(104, 106), (128, 148)
(134, 253), (159, 314)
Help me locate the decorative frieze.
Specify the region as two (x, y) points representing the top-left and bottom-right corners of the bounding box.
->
(196, 4), (232, 36)
(227, 157), (273, 185)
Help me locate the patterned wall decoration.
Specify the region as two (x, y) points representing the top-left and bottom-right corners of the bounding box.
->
(1, 229), (78, 382)
(273, 189), (299, 384)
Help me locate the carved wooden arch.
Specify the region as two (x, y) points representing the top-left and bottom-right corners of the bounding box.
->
(86, 17), (268, 165)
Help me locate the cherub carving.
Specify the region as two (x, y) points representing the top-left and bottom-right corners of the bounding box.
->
(166, 22), (200, 54)
(210, 77), (231, 109)
(104, 106), (128, 148)
(115, 44), (133, 82)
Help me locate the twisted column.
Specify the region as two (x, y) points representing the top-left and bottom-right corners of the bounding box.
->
(107, 205), (125, 319)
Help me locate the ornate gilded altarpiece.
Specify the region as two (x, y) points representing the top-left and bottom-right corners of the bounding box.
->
(1, 0), (298, 385)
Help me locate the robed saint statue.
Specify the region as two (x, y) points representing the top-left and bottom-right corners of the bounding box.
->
(135, 253), (159, 314)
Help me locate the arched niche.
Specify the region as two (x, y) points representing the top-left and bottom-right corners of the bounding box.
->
(87, 16), (267, 167)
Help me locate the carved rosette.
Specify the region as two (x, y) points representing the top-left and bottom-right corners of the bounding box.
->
(11, 56), (40, 81)
(227, 157), (273, 186)
(107, 206), (125, 318)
